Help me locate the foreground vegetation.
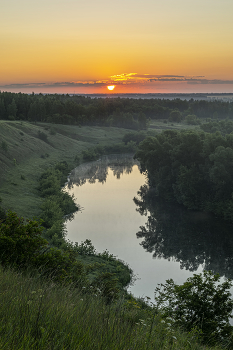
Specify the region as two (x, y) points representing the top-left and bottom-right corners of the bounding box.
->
(0, 266), (227, 350)
(0, 206), (232, 349)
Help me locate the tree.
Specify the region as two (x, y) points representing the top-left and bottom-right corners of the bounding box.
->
(169, 109), (182, 122)
(7, 98), (17, 119)
(154, 271), (233, 346)
(0, 98), (6, 119)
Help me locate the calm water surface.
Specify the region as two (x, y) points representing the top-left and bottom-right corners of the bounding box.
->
(65, 155), (233, 299)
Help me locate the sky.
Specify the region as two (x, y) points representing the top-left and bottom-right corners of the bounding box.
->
(1, 0), (233, 94)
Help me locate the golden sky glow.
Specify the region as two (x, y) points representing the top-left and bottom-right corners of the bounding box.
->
(1, 0), (233, 93)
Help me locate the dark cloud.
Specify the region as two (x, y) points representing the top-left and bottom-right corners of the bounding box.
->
(1, 75), (233, 89)
(188, 79), (233, 85)
(0, 81), (107, 89)
(1, 83), (46, 88)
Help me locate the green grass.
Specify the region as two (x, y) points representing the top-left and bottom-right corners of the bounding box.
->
(0, 121), (132, 217)
(0, 266), (223, 350)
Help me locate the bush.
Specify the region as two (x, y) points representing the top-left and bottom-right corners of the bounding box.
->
(154, 271), (233, 346)
(37, 131), (48, 142)
(122, 131), (146, 145)
(1, 141), (8, 152)
(49, 127), (56, 135)
(185, 114), (199, 125)
(0, 211), (86, 285)
(0, 211), (47, 269)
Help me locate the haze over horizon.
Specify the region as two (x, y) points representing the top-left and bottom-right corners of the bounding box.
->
(1, 0), (233, 94)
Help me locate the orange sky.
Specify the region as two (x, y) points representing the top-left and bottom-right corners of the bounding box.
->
(1, 0), (233, 94)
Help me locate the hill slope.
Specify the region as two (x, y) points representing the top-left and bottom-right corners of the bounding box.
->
(0, 121), (129, 217)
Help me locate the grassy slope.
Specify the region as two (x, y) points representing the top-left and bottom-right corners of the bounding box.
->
(0, 121), (132, 218)
(0, 266), (222, 350)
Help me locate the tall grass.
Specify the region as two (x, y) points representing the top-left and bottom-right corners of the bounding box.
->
(0, 266), (223, 350)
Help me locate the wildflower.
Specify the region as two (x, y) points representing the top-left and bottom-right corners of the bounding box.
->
(31, 291), (36, 294)
(161, 320), (165, 324)
(27, 300), (32, 305)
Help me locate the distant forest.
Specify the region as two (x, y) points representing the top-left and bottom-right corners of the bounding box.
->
(1, 91), (233, 129)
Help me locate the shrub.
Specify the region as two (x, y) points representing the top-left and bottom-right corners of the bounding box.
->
(0, 211), (86, 285)
(154, 271), (233, 346)
(37, 131), (48, 142)
(74, 155), (80, 165)
(0, 211), (47, 269)
(1, 141), (8, 152)
(49, 127), (56, 135)
(122, 131), (146, 145)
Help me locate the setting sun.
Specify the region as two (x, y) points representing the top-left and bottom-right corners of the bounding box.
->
(107, 85), (115, 91)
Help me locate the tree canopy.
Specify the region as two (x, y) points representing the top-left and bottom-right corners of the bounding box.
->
(135, 130), (233, 220)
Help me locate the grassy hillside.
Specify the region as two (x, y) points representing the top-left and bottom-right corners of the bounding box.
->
(0, 266), (223, 350)
(0, 121), (132, 217)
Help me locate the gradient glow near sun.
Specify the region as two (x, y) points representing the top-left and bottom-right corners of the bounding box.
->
(107, 85), (115, 91)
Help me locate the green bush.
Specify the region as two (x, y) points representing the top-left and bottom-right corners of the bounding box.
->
(154, 271), (233, 346)
(0, 211), (86, 285)
(49, 127), (56, 135)
(37, 131), (48, 142)
(122, 131), (146, 145)
(0, 211), (47, 269)
(1, 140), (8, 152)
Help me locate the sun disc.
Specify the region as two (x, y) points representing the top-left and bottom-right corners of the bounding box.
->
(107, 85), (115, 91)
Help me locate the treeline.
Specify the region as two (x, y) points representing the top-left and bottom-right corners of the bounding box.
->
(135, 130), (233, 220)
(200, 119), (233, 135)
(1, 91), (233, 128)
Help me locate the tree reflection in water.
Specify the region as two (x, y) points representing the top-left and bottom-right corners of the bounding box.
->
(134, 185), (233, 280)
(67, 154), (138, 188)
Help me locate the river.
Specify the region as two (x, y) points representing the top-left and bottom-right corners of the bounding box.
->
(65, 154), (233, 300)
